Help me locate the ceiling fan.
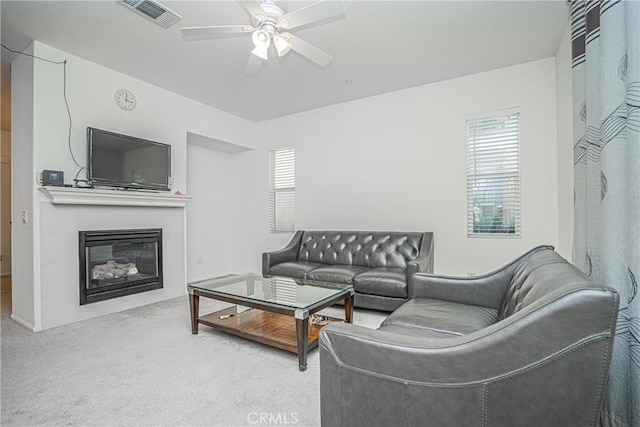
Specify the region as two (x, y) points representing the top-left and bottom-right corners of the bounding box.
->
(180, 0), (346, 74)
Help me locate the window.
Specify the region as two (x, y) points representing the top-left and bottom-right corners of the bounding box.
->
(268, 147), (295, 233)
(466, 109), (521, 237)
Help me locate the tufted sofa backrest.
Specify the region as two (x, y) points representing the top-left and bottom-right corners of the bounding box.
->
(297, 231), (424, 269)
(499, 249), (597, 320)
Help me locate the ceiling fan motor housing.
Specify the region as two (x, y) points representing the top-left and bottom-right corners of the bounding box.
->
(257, 0), (287, 32)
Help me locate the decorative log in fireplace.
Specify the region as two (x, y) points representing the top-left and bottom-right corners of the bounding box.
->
(79, 229), (163, 305)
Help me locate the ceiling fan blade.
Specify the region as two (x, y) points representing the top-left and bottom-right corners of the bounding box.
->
(279, 0), (346, 29)
(181, 25), (255, 39)
(284, 33), (333, 67)
(237, 1), (266, 21)
(245, 53), (264, 75)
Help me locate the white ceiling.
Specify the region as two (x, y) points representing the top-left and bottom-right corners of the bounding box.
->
(1, 0), (569, 123)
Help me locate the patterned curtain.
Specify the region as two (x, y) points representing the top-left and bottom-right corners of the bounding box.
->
(571, 1), (640, 426)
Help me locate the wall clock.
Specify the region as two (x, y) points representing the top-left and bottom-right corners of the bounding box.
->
(114, 88), (137, 111)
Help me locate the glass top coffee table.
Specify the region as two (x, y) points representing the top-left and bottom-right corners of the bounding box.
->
(188, 273), (354, 371)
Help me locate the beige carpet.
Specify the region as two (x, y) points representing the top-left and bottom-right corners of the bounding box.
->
(0, 277), (386, 426)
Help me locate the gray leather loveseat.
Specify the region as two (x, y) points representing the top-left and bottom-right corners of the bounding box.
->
(263, 231), (434, 311)
(319, 246), (619, 427)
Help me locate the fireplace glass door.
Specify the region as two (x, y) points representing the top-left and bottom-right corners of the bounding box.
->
(79, 229), (163, 305)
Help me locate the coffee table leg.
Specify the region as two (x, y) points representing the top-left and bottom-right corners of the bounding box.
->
(189, 293), (199, 334)
(344, 292), (354, 323)
(296, 317), (309, 371)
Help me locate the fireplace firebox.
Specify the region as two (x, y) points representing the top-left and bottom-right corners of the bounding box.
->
(79, 228), (163, 305)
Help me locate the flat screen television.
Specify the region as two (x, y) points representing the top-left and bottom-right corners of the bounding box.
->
(87, 127), (171, 191)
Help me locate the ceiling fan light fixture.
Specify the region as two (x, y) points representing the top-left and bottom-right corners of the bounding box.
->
(252, 29), (270, 46)
(251, 29), (271, 60)
(273, 33), (292, 57)
(251, 45), (269, 60)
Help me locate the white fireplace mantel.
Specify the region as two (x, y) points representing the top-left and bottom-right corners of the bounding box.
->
(36, 189), (189, 330)
(39, 186), (192, 208)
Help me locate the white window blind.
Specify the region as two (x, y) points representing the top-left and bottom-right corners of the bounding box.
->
(268, 147), (295, 233)
(466, 109), (521, 237)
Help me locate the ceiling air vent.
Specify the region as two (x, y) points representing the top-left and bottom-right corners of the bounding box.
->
(118, 0), (182, 29)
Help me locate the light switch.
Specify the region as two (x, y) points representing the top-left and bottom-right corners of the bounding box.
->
(21, 210), (28, 224)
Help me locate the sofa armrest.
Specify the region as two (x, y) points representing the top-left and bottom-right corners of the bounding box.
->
(406, 232), (434, 278)
(409, 245), (553, 309)
(262, 230), (304, 276)
(320, 287), (618, 427)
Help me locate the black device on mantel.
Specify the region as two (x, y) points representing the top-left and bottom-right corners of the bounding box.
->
(42, 170), (64, 186)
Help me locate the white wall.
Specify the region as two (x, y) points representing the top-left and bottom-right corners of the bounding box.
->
(233, 58), (560, 275)
(1, 56), (12, 276)
(1, 130), (11, 275)
(227, 147), (293, 273)
(11, 49), (36, 329)
(186, 144), (236, 282)
(30, 42), (255, 194)
(555, 24), (574, 259)
(12, 41), (256, 329)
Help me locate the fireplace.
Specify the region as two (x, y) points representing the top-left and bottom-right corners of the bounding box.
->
(79, 228), (163, 305)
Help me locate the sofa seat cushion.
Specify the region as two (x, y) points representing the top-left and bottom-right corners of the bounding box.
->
(307, 265), (370, 284)
(377, 324), (458, 339)
(270, 261), (325, 279)
(381, 298), (499, 336)
(353, 267), (408, 298)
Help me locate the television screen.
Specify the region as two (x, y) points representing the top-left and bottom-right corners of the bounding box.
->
(87, 128), (171, 191)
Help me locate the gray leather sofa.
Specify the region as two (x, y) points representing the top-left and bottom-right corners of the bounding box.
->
(263, 231), (434, 311)
(319, 246), (619, 427)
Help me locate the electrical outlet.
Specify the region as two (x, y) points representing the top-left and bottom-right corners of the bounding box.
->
(468, 272), (476, 277)
(196, 257), (203, 265)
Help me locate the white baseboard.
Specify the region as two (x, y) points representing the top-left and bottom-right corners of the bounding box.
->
(10, 313), (42, 332)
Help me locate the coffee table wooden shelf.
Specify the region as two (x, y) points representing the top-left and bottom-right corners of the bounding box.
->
(198, 306), (341, 354)
(188, 274), (354, 371)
